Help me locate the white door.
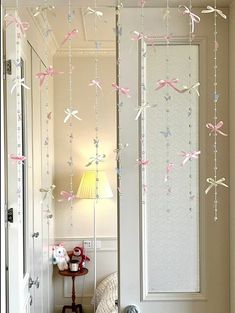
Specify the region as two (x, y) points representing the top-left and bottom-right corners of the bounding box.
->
(119, 7), (229, 313)
(5, 9), (33, 313)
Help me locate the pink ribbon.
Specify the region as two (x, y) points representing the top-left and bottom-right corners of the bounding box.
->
(137, 159), (149, 166)
(181, 150), (201, 165)
(89, 79), (102, 90)
(178, 6), (200, 33)
(164, 163), (174, 182)
(61, 29), (79, 46)
(58, 191), (78, 202)
(36, 66), (63, 86)
(140, 0), (146, 8)
(155, 79), (185, 93)
(112, 83), (131, 97)
(206, 121), (228, 136)
(4, 14), (29, 37)
(9, 154), (26, 163)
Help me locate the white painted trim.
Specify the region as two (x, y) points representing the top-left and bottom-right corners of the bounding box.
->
(55, 48), (115, 57)
(140, 37), (207, 302)
(1, 4), (7, 313)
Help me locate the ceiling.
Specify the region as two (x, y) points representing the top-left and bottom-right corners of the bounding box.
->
(2, 0), (234, 7)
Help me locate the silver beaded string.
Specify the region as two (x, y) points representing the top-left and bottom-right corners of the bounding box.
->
(164, 0), (171, 212)
(115, 1), (125, 197)
(15, 0), (23, 223)
(188, 0), (193, 213)
(68, 0), (74, 227)
(139, 0), (147, 204)
(43, 0), (52, 222)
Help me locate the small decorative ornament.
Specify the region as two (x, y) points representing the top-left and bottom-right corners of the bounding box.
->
(39, 184), (56, 201)
(85, 7), (103, 18)
(85, 154), (106, 167)
(178, 5), (200, 33)
(4, 14), (29, 37)
(9, 154), (26, 164)
(136, 159), (149, 166)
(112, 83), (131, 97)
(58, 191), (78, 202)
(155, 78), (185, 93)
(36, 66), (63, 87)
(89, 79), (102, 90)
(11, 77), (30, 94)
(64, 108), (82, 123)
(61, 28), (79, 46)
(181, 150), (201, 166)
(33, 5), (55, 17)
(202, 0), (228, 221)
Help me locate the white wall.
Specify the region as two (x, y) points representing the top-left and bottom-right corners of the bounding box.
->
(53, 54), (117, 312)
(230, 2), (235, 312)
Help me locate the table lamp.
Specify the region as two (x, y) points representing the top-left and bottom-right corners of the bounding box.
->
(77, 170), (113, 299)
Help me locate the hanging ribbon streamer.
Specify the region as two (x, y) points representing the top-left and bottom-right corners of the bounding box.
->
(39, 185), (56, 201)
(181, 150), (201, 166)
(36, 66), (63, 87)
(178, 5), (200, 33)
(61, 28), (79, 46)
(8, 154), (26, 164)
(202, 1), (228, 221)
(11, 78), (30, 94)
(64, 108), (82, 123)
(112, 83), (131, 97)
(4, 14), (29, 37)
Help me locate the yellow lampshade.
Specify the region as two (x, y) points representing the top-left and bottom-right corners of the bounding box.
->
(77, 170), (113, 199)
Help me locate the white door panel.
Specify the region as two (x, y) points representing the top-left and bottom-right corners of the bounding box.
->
(119, 8), (229, 313)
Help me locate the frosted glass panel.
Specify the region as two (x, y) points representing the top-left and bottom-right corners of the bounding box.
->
(144, 45), (200, 293)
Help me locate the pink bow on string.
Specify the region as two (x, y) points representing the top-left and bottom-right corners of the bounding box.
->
(164, 163), (174, 182)
(36, 66), (63, 87)
(4, 14), (29, 37)
(201, 6), (227, 19)
(155, 79), (185, 93)
(89, 79), (102, 90)
(112, 83), (131, 98)
(9, 154), (26, 164)
(61, 29), (79, 46)
(178, 6), (200, 33)
(140, 0), (146, 8)
(181, 150), (201, 165)
(206, 121), (228, 136)
(137, 159), (149, 166)
(58, 191), (78, 202)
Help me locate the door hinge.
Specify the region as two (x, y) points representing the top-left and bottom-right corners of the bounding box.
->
(7, 208), (13, 223)
(3, 59), (12, 79)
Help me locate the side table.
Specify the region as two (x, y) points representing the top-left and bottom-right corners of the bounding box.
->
(58, 268), (88, 313)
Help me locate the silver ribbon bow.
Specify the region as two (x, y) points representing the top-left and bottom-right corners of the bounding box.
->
(135, 103), (157, 120)
(11, 78), (30, 94)
(85, 154), (106, 167)
(205, 177), (228, 194)
(113, 143), (129, 160)
(33, 5), (55, 17)
(39, 184), (56, 201)
(64, 108), (82, 123)
(201, 6), (227, 19)
(85, 7), (103, 18)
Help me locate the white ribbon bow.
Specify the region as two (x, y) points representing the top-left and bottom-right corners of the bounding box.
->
(11, 78), (30, 94)
(85, 7), (103, 18)
(64, 108), (82, 123)
(33, 5), (55, 17)
(135, 103), (157, 120)
(205, 177), (228, 194)
(85, 154), (106, 167)
(182, 82), (200, 96)
(39, 184), (56, 201)
(201, 6), (227, 19)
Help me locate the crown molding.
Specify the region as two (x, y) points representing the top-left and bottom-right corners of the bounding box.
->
(27, 8), (59, 56)
(55, 48), (115, 57)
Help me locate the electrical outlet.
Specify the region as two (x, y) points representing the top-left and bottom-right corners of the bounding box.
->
(83, 240), (102, 249)
(83, 240), (92, 249)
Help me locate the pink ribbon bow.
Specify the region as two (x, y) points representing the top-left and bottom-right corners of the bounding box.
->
(4, 14), (29, 37)
(112, 83), (131, 98)
(206, 121), (228, 136)
(9, 154), (26, 164)
(137, 159), (149, 166)
(58, 191), (78, 202)
(155, 79), (185, 93)
(89, 79), (102, 90)
(178, 6), (200, 33)
(61, 29), (79, 46)
(181, 150), (201, 165)
(164, 163), (174, 182)
(36, 66), (63, 86)
(140, 0), (146, 8)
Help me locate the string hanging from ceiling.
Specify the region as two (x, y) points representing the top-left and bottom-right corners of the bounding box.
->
(202, 1), (228, 221)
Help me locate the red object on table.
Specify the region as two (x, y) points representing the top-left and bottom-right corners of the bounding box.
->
(58, 268), (88, 313)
